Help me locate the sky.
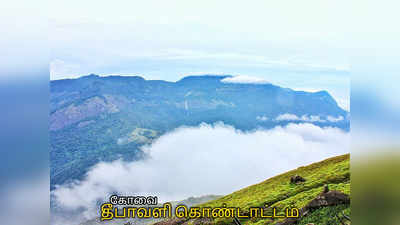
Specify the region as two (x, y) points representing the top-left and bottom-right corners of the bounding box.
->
(2, 0), (400, 111)
(43, 0), (356, 110)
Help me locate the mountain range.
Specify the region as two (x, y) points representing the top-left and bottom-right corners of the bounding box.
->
(50, 74), (349, 189)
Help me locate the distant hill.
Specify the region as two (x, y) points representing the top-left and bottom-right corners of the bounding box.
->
(170, 195), (223, 208)
(50, 74), (349, 189)
(79, 195), (222, 225)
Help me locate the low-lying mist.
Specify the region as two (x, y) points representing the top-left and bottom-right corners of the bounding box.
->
(52, 122), (349, 225)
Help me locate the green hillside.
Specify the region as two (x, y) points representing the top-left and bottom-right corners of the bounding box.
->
(196, 154), (350, 225)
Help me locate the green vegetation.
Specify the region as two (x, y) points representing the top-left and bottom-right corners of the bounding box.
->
(298, 205), (350, 225)
(197, 154), (350, 225)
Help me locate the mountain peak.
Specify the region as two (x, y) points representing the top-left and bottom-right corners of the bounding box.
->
(80, 73), (100, 79)
(78, 74), (146, 81)
(102, 75), (146, 81)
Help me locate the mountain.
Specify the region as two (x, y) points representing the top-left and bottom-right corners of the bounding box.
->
(170, 195), (223, 208)
(158, 154), (350, 225)
(50, 74), (349, 189)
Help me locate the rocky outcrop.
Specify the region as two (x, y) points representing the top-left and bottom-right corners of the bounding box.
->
(275, 188), (350, 225)
(306, 190), (349, 210)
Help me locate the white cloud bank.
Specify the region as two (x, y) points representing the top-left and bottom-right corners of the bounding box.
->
(275, 113), (344, 123)
(221, 75), (270, 84)
(52, 122), (349, 224)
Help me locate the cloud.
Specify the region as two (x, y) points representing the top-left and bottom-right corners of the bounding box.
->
(256, 115), (269, 121)
(335, 98), (350, 111)
(221, 75), (270, 84)
(52, 123), (349, 224)
(275, 113), (302, 121)
(275, 114), (344, 123)
(50, 59), (83, 80)
(305, 115), (326, 122)
(327, 115), (344, 122)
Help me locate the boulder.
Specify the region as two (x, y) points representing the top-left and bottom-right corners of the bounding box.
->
(290, 175), (306, 184)
(306, 190), (350, 209)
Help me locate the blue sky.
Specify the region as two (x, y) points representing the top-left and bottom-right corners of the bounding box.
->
(48, 0), (352, 110)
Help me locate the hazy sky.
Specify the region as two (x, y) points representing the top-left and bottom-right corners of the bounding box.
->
(44, 0), (375, 110)
(2, 0), (400, 110)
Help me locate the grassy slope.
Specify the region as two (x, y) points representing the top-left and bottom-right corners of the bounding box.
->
(197, 154), (350, 225)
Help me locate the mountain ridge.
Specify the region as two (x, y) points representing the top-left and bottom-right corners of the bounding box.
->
(50, 74), (349, 190)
